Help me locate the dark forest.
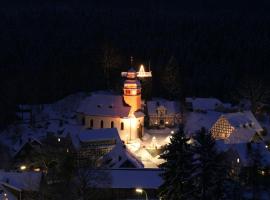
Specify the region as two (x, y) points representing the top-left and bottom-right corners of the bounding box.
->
(1, 0), (270, 127)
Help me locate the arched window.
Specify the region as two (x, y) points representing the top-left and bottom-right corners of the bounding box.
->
(121, 122), (124, 130)
(111, 121), (114, 128)
(90, 119), (93, 128)
(100, 120), (104, 128)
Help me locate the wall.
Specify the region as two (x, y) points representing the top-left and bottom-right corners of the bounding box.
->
(78, 114), (144, 141)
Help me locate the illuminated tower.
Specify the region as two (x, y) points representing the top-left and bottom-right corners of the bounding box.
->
(123, 68), (142, 114)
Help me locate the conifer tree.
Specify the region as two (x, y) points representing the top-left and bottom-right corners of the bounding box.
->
(193, 127), (230, 200)
(159, 127), (195, 200)
(247, 144), (263, 200)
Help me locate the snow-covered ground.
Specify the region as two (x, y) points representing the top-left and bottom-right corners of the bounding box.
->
(0, 93), (177, 169)
(126, 128), (177, 168)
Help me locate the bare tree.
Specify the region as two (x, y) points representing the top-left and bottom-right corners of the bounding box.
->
(101, 43), (122, 89)
(160, 56), (182, 100)
(76, 168), (112, 200)
(236, 78), (270, 112)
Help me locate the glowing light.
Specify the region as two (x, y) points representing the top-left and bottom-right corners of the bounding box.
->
(261, 170), (265, 176)
(187, 139), (193, 144)
(237, 158), (240, 163)
(165, 121), (169, 124)
(170, 130), (174, 134)
(34, 168), (40, 172)
(266, 145), (268, 149)
(58, 138), (61, 142)
(137, 64), (152, 78)
(20, 165), (26, 171)
(135, 188), (143, 193)
(131, 90), (137, 95)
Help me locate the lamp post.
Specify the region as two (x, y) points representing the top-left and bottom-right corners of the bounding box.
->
(135, 188), (148, 200)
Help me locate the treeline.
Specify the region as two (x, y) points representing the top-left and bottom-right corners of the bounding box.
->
(1, 1), (270, 127)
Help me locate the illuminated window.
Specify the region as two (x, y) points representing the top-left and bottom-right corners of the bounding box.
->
(111, 121), (114, 128)
(131, 90), (137, 95)
(100, 120), (104, 128)
(121, 122), (124, 130)
(125, 90), (131, 95)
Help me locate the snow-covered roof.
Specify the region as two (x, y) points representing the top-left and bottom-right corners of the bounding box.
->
(78, 128), (121, 144)
(12, 136), (42, 157)
(223, 111), (263, 132)
(90, 169), (163, 189)
(147, 98), (180, 115)
(226, 128), (257, 144)
(77, 94), (131, 117)
(100, 144), (143, 168)
(185, 111), (222, 136)
(186, 97), (223, 111)
(0, 171), (42, 191)
(215, 141), (270, 167)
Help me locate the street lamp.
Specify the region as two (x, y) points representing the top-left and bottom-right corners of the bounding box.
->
(135, 188), (148, 200)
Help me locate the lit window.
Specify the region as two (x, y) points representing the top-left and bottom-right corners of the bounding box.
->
(131, 90), (137, 95)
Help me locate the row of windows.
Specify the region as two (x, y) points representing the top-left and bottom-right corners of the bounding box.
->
(87, 119), (125, 130)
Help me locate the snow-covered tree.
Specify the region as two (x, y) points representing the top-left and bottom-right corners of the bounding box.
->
(159, 127), (195, 200)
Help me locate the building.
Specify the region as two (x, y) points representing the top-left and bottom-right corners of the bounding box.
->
(185, 97), (225, 112)
(0, 171), (42, 200)
(83, 169), (163, 199)
(77, 128), (143, 168)
(211, 111), (263, 144)
(77, 128), (121, 167)
(77, 67), (151, 141)
(146, 99), (181, 128)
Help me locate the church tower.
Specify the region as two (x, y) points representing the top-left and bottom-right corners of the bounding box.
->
(123, 68), (142, 114)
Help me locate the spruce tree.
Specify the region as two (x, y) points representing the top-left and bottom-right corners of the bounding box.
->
(247, 144), (262, 200)
(193, 127), (230, 200)
(159, 127), (195, 200)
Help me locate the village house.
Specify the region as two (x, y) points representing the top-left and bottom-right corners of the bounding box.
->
(76, 128), (142, 168)
(211, 111), (263, 144)
(0, 171), (42, 200)
(77, 128), (122, 167)
(185, 97), (234, 112)
(146, 99), (181, 128)
(83, 169), (163, 199)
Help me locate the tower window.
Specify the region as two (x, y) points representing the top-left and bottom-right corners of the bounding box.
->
(121, 122), (124, 130)
(82, 117), (85, 125)
(90, 119), (93, 128)
(100, 120), (104, 128)
(125, 90), (131, 95)
(111, 121), (114, 128)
